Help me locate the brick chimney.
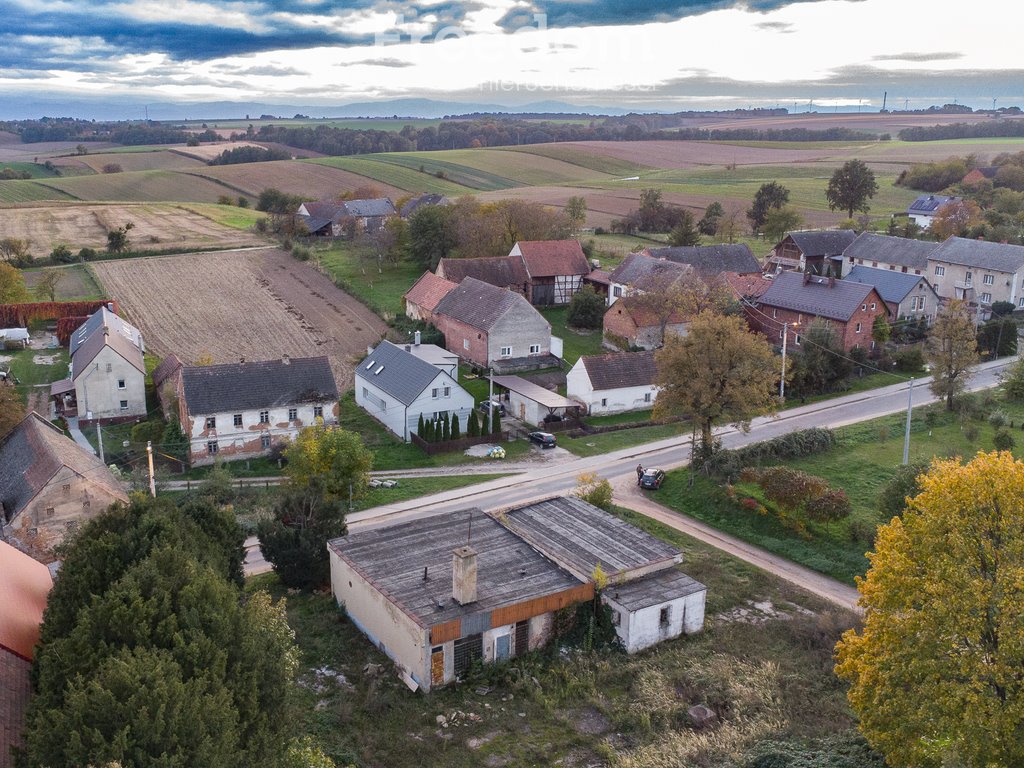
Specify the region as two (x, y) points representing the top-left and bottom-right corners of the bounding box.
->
(452, 546), (478, 605)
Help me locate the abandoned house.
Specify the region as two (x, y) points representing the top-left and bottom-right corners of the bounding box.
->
(328, 496), (706, 691)
(509, 240), (591, 305)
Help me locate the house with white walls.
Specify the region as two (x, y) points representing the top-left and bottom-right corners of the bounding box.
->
(566, 351), (659, 415)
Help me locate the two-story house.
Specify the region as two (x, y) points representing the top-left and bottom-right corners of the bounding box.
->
(164, 356), (339, 465)
(51, 305), (146, 425)
(355, 340), (473, 442)
(607, 253), (694, 305)
(509, 240), (591, 305)
(839, 232), (938, 277)
(907, 195), (959, 229)
(764, 230), (858, 276)
(926, 236), (1024, 309)
(844, 266), (940, 324)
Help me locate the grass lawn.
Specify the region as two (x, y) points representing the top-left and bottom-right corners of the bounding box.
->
(179, 202), (265, 230)
(655, 393), (1024, 584)
(539, 306), (604, 367)
(314, 242), (422, 320)
(3, 347), (69, 406)
(253, 504), (871, 767)
(560, 421), (689, 457)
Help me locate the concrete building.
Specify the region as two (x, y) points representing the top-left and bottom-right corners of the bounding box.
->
(0, 541), (52, 768)
(749, 271), (888, 352)
(328, 496), (706, 690)
(51, 306), (146, 425)
(926, 236), (1024, 309)
(906, 195), (959, 229)
(163, 356), (339, 466)
(844, 266), (940, 323)
(567, 351), (659, 415)
(839, 232), (937, 277)
(0, 413), (128, 555)
(432, 277), (555, 373)
(355, 341), (473, 442)
(764, 230), (858, 277)
(488, 374), (580, 426)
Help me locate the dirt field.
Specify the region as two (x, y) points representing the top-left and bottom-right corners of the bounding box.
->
(0, 203), (266, 253)
(92, 248), (387, 389)
(192, 159), (405, 199)
(0, 141), (119, 163)
(49, 151), (206, 174)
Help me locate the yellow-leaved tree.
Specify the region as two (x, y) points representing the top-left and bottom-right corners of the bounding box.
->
(835, 451), (1024, 767)
(284, 425), (373, 502)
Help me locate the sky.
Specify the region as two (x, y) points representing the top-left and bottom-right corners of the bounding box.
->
(0, 0), (1020, 116)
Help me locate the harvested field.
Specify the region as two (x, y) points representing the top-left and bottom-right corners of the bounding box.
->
(695, 112), (1024, 134)
(547, 140), (839, 169)
(0, 203), (266, 253)
(35, 169), (240, 203)
(193, 159), (404, 199)
(310, 156), (473, 196)
(51, 151), (205, 174)
(0, 141), (119, 163)
(92, 248), (387, 388)
(172, 141), (266, 161)
(380, 148), (617, 188)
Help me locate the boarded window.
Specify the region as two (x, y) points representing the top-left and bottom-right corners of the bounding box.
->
(431, 646), (445, 686)
(659, 606), (670, 626)
(453, 633), (483, 677)
(514, 620), (529, 657)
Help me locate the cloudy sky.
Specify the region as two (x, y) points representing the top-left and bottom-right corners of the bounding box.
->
(1, 0), (1019, 115)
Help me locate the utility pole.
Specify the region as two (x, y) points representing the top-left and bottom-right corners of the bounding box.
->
(902, 378), (914, 465)
(488, 367), (494, 410)
(779, 322), (789, 400)
(96, 421), (105, 464)
(146, 442), (155, 495)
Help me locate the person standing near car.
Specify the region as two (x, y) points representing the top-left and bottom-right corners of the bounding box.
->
(636, 464), (643, 485)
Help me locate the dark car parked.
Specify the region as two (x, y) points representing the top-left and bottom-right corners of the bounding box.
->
(527, 431), (557, 449)
(639, 468), (666, 490)
(478, 399), (506, 416)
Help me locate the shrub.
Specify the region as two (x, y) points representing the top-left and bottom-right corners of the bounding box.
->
(573, 472), (613, 511)
(989, 409), (1009, 428)
(964, 424), (980, 442)
(994, 429), (1016, 452)
(467, 409), (480, 437)
(50, 244), (76, 264)
(804, 488), (852, 527)
(77, 247), (99, 261)
(848, 519), (877, 547)
(704, 428), (836, 481)
(892, 347), (924, 372)
(755, 466), (829, 512)
(290, 244), (312, 261)
(566, 285), (605, 329)
(877, 460), (929, 518)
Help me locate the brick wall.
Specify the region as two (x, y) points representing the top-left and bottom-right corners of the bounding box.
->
(750, 291), (887, 353)
(438, 316), (489, 368)
(0, 651), (31, 768)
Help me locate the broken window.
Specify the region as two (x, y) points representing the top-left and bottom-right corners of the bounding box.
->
(206, 416), (216, 430)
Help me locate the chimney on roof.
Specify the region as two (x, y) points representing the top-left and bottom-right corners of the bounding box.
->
(414, 330), (421, 346)
(106, 302), (114, 313)
(828, 276), (835, 288)
(452, 546), (478, 605)
(803, 271), (811, 285)
(405, 345), (411, 352)
(102, 325), (109, 337)
(282, 354), (290, 365)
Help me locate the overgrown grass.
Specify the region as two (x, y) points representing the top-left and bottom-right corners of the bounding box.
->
(254, 503), (869, 767)
(3, 347), (69, 389)
(315, 242), (422, 320)
(179, 202), (266, 230)
(539, 305), (604, 367)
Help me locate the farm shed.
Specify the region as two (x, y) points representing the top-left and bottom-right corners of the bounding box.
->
(355, 341), (473, 442)
(509, 240), (591, 306)
(0, 541), (53, 768)
(764, 230), (857, 277)
(0, 328), (29, 350)
(603, 297), (689, 351)
(566, 351), (658, 416)
(169, 356), (339, 466)
(436, 256), (529, 296)
(488, 375), (579, 426)
(403, 271), (457, 323)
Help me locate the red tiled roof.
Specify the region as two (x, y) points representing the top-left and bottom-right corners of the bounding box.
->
(723, 271), (772, 300)
(151, 353), (183, 389)
(403, 271), (458, 313)
(0, 542), (52, 661)
(514, 240), (590, 278)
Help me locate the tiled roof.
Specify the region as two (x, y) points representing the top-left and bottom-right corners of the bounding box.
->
(845, 266), (932, 304)
(608, 253), (692, 287)
(645, 243), (760, 275)
(784, 230), (858, 257)
(403, 271), (458, 313)
(433, 277), (538, 332)
(301, 201), (346, 220)
(151, 353), (183, 389)
(68, 306), (140, 357)
(843, 232), (938, 270)
(606, 297), (687, 329)
(437, 256), (529, 290)
(929, 236), (1024, 273)
(328, 508), (582, 628)
(0, 413), (127, 526)
(71, 325), (145, 380)
(400, 193), (448, 218)
(723, 271), (772, 300)
(356, 341), (452, 407)
(757, 271), (876, 322)
(585, 269), (612, 286)
(579, 351), (657, 391)
(0, 541), (52, 660)
(181, 356), (338, 415)
(908, 194), (958, 214)
(513, 240), (590, 278)
(342, 198), (397, 218)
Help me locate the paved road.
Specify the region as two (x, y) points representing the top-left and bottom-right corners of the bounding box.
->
(244, 359), (1012, 588)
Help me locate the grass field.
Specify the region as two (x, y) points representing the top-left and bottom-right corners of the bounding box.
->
(315, 241), (422, 319)
(309, 156), (476, 196)
(22, 264), (105, 300)
(507, 143), (651, 176)
(540, 305), (604, 366)
(0, 179), (75, 203)
(69, 151), (206, 173)
(0, 161), (61, 178)
(36, 169), (241, 203)
(176, 202), (266, 230)
(255, 501), (869, 767)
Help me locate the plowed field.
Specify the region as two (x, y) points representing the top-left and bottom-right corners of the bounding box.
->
(193, 159), (404, 199)
(92, 248), (387, 389)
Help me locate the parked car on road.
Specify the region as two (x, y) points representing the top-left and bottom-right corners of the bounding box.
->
(527, 431), (557, 449)
(478, 399), (506, 416)
(639, 468), (666, 489)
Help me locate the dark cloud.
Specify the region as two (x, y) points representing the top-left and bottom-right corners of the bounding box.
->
(499, 0), (821, 30)
(873, 51), (964, 63)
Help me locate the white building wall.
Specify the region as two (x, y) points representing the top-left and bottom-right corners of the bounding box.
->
(189, 402), (333, 465)
(329, 549), (431, 691)
(604, 590), (706, 654)
(505, 391), (548, 426)
(356, 370), (473, 441)
(565, 361), (592, 407)
(589, 385), (657, 416)
(355, 376), (407, 440)
(75, 345), (146, 421)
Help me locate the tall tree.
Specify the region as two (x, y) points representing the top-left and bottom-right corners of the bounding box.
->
(697, 201), (724, 236)
(668, 209), (701, 246)
(653, 311), (778, 454)
(747, 182), (790, 234)
(931, 199), (984, 240)
(762, 206), (804, 244)
(408, 203), (457, 269)
(0, 262), (29, 303)
(826, 159), (879, 219)
(788, 319), (852, 396)
(565, 196), (587, 231)
(284, 425), (374, 501)
(33, 269), (64, 301)
(926, 299), (979, 410)
(0, 237), (32, 266)
(836, 452), (1024, 768)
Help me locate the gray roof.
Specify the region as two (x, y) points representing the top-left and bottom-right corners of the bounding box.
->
(908, 195), (957, 214)
(784, 230), (858, 258)
(500, 496), (681, 580)
(181, 356), (337, 415)
(71, 327), (145, 380)
(929, 236), (1024, 274)
(843, 232), (938, 270)
(609, 253), (692, 286)
(342, 198), (397, 218)
(401, 193), (448, 218)
(356, 340), (453, 407)
(437, 256), (529, 290)
(580, 351), (657, 391)
(0, 413), (126, 524)
(645, 244), (760, 275)
(757, 271), (877, 322)
(606, 567), (706, 612)
(69, 306), (141, 357)
(434, 276), (541, 332)
(328, 508), (582, 628)
(845, 266), (933, 304)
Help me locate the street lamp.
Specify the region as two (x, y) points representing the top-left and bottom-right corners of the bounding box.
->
(779, 321), (798, 401)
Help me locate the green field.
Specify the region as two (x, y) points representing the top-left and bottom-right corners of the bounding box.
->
(0, 179), (75, 203)
(35, 169), (240, 203)
(178, 202), (265, 230)
(308, 156), (474, 195)
(509, 144), (651, 176)
(0, 161), (62, 179)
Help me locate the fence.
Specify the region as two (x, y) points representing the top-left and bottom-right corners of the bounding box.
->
(410, 431), (511, 456)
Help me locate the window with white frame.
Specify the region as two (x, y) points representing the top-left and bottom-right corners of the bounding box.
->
(855, 322), (862, 333)
(119, 400), (128, 411)
(261, 434), (271, 449)
(259, 410), (269, 424)
(795, 334), (801, 345)
(981, 292), (992, 303)
(984, 274), (994, 285)
(117, 378), (126, 390)
(644, 392), (652, 402)
(313, 405), (323, 418)
(443, 386), (450, 397)
(207, 441), (218, 455)
(529, 344), (540, 354)
(870, 302), (876, 310)
(432, 387), (439, 399)
(613, 286), (623, 297)
(935, 265), (945, 276)
(205, 416), (216, 430)
(1019, 297), (1024, 307)
(463, 339), (470, 350)
(288, 407), (297, 421)
(233, 413), (243, 427)
(861, 304), (867, 311)
(500, 346), (512, 357)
